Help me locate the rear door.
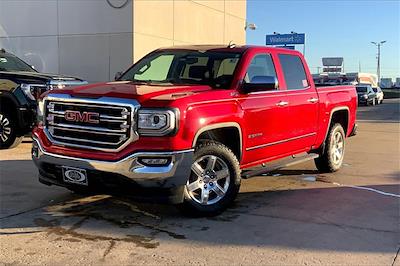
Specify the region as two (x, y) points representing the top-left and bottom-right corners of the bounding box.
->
(278, 53), (318, 150)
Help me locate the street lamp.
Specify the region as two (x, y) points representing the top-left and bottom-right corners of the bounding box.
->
(245, 22), (257, 31)
(371, 40), (386, 82)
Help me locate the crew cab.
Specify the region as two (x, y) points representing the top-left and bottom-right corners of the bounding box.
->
(0, 48), (87, 149)
(32, 45), (357, 215)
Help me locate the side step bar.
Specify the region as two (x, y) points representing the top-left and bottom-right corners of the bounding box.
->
(241, 153), (319, 179)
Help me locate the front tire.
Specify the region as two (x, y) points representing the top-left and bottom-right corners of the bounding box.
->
(0, 111), (23, 149)
(314, 123), (346, 173)
(178, 141), (241, 216)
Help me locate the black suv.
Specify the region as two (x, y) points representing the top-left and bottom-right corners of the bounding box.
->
(0, 49), (87, 149)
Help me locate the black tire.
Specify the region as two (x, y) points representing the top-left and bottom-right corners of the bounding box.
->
(178, 141), (241, 216)
(0, 111), (23, 149)
(314, 123), (346, 173)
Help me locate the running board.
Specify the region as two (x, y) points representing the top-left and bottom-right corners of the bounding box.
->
(241, 153), (319, 179)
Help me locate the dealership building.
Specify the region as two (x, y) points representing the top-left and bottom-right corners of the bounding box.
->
(0, 0), (246, 83)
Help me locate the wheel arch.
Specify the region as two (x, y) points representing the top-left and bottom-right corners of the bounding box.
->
(0, 91), (24, 132)
(192, 122), (243, 161)
(324, 106), (350, 142)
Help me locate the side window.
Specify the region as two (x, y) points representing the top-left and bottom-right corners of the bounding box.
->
(245, 54), (277, 86)
(279, 54), (309, 90)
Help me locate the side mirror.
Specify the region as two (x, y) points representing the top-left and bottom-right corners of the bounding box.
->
(114, 71), (123, 81)
(241, 76), (278, 93)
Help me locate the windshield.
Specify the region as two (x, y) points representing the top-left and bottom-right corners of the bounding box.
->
(356, 87), (368, 93)
(0, 54), (36, 72)
(119, 50), (242, 89)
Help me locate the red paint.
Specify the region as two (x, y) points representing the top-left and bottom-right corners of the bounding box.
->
(34, 46), (357, 168)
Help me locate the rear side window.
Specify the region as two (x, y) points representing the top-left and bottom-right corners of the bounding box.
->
(279, 54), (309, 90)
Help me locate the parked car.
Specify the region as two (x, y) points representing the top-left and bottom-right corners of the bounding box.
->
(356, 84), (376, 106)
(32, 45), (357, 215)
(372, 87), (384, 104)
(0, 48), (87, 149)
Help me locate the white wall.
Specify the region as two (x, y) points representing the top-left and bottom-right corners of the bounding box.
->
(0, 0), (133, 83)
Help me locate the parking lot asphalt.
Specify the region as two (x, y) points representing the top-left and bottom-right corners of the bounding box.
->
(1, 99), (399, 265)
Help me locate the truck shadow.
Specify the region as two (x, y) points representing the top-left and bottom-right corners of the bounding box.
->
(1, 159), (398, 253)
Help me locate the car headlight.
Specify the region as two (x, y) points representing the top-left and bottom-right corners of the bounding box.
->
(37, 99), (45, 125)
(138, 109), (178, 136)
(20, 83), (48, 100)
(49, 84), (66, 89)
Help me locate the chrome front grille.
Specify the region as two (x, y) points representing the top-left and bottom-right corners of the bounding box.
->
(43, 94), (139, 151)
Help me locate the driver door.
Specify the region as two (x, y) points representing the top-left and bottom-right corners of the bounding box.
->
(238, 53), (290, 165)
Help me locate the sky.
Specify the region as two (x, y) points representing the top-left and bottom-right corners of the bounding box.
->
(246, 0), (400, 79)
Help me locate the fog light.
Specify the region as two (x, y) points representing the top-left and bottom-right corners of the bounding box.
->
(138, 157), (170, 166)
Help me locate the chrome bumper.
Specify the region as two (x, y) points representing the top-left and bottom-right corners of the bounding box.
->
(32, 138), (194, 188)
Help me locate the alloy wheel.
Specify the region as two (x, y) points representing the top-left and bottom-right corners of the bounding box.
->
(331, 131), (344, 165)
(186, 155), (230, 205)
(0, 114), (11, 143)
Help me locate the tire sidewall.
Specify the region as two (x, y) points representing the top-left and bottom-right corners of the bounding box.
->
(182, 141), (241, 216)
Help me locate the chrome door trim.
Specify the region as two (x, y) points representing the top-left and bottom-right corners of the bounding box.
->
(246, 132), (317, 151)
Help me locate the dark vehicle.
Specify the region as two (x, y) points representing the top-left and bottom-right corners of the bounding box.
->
(356, 85), (376, 106)
(0, 49), (87, 149)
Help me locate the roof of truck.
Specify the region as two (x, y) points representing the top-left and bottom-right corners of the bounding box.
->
(157, 44), (302, 55)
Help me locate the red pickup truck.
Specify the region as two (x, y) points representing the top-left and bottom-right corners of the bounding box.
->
(32, 45), (357, 215)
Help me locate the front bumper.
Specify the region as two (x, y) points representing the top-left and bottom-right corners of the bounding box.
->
(32, 138), (194, 203)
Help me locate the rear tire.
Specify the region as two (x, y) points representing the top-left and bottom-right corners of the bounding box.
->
(0, 111), (23, 149)
(178, 141), (241, 216)
(314, 123), (346, 173)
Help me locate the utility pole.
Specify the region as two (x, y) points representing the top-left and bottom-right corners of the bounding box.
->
(371, 41), (386, 82)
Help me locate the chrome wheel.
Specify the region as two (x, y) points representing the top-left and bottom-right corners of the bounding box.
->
(186, 155), (230, 205)
(0, 114), (11, 143)
(330, 131), (344, 165)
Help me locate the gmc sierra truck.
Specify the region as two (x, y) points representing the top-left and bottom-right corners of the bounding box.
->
(0, 48), (87, 149)
(32, 45), (357, 215)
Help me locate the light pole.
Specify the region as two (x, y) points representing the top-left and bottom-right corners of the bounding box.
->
(371, 41), (386, 82)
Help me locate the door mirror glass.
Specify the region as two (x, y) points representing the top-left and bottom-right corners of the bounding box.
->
(241, 76), (278, 93)
(114, 71), (123, 81)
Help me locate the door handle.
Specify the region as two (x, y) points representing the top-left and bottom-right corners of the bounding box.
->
(307, 97), (319, 103)
(276, 101), (289, 107)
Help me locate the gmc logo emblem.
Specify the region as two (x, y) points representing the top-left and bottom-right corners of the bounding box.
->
(64, 110), (100, 124)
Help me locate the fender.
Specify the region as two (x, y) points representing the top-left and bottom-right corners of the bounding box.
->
(322, 106), (350, 142)
(0, 90), (21, 108)
(192, 122), (243, 159)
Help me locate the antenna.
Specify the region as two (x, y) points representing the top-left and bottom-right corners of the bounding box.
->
(228, 41), (236, 48)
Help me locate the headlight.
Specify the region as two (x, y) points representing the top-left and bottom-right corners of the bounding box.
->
(138, 109), (178, 136)
(20, 83), (48, 100)
(37, 100), (45, 125)
(49, 84), (66, 89)
(363, 94), (368, 99)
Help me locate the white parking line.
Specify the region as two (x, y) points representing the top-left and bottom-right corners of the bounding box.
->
(332, 182), (400, 198)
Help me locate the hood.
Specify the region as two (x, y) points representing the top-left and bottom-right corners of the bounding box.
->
(48, 81), (213, 103)
(0, 71), (86, 84)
